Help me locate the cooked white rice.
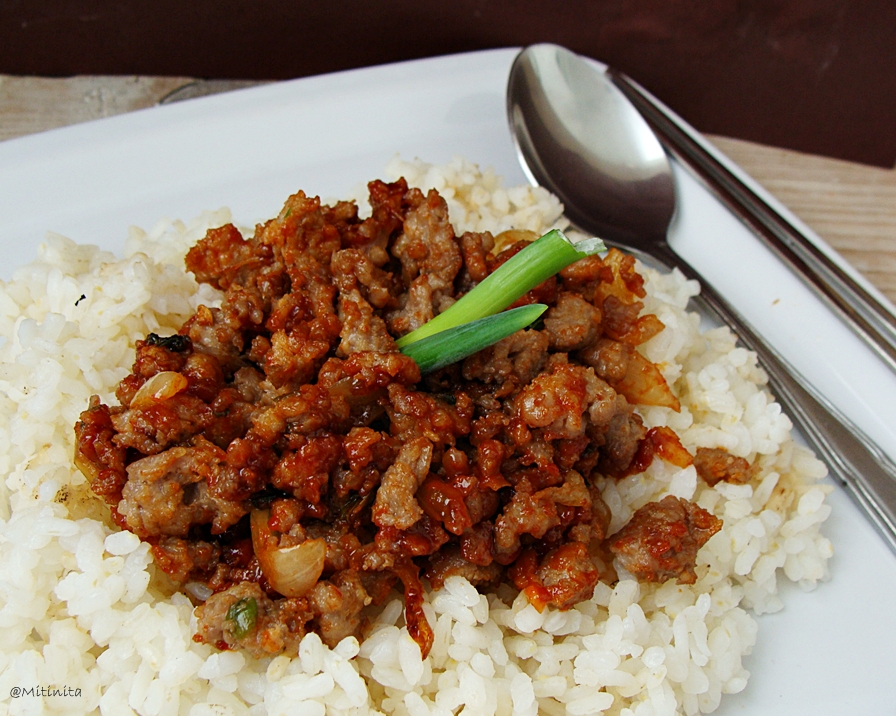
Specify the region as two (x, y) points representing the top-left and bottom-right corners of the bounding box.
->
(0, 156), (832, 716)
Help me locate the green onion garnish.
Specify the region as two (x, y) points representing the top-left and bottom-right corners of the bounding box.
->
(395, 229), (605, 348)
(401, 304), (547, 373)
(225, 597), (258, 639)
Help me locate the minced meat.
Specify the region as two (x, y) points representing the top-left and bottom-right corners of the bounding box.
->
(74, 177), (716, 658)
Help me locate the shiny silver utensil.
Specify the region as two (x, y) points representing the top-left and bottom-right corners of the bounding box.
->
(607, 67), (896, 376)
(506, 43), (896, 556)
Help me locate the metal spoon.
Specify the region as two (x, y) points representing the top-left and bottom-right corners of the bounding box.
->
(506, 42), (896, 556)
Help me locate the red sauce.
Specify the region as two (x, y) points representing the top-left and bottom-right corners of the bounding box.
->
(619, 426), (694, 477)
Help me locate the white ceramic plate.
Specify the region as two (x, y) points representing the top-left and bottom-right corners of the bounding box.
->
(1, 48), (894, 714)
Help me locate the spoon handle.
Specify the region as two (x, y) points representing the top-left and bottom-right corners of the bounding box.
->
(607, 68), (896, 378)
(608, 68), (896, 376)
(652, 243), (896, 554)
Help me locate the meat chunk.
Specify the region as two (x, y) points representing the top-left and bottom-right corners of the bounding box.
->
(559, 254), (614, 302)
(391, 188), (462, 301)
(371, 437), (434, 529)
(462, 329), (549, 391)
(182, 305), (245, 374)
(74, 397), (127, 503)
(337, 288), (397, 356)
(344, 178), (407, 267)
(579, 337), (630, 382)
(263, 319), (340, 388)
(109, 393), (212, 456)
(536, 542), (600, 609)
(527, 542), (600, 609)
(607, 495), (722, 584)
(600, 396), (648, 474)
(457, 230), (494, 290)
(543, 292), (603, 351)
(514, 362), (615, 439)
(185, 223), (255, 291)
(308, 569), (371, 647)
(588, 485), (613, 543)
(331, 248), (398, 309)
(694, 447), (754, 486)
(118, 441), (247, 539)
(385, 383), (473, 446)
(150, 536), (221, 583)
(425, 545), (503, 590)
(386, 275), (435, 336)
(493, 470), (591, 560)
(320, 351), (421, 405)
(601, 295), (665, 346)
(194, 581), (311, 658)
(534, 542), (600, 609)
(579, 338), (680, 411)
(270, 433), (343, 502)
(508, 541), (600, 610)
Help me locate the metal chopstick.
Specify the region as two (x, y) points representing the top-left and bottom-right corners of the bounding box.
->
(607, 67), (896, 375)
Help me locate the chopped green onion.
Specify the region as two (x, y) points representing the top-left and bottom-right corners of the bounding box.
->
(396, 229), (604, 348)
(401, 304), (547, 373)
(225, 597), (258, 639)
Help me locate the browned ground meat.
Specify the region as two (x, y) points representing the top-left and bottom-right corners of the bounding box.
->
(534, 542), (601, 608)
(391, 188), (462, 303)
(493, 470), (591, 561)
(462, 329), (549, 393)
(386, 276), (436, 336)
(457, 231), (494, 290)
(599, 398), (649, 474)
(425, 545), (503, 591)
(330, 248), (398, 310)
(694, 447), (754, 486)
(337, 288), (397, 356)
(514, 360), (614, 439)
(74, 179), (705, 659)
(194, 581), (310, 657)
(308, 569), (372, 647)
(607, 495), (723, 584)
(544, 292), (603, 351)
(118, 440), (246, 538)
(371, 437), (434, 530)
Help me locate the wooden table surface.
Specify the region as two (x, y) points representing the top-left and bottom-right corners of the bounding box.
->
(2, 73), (895, 303)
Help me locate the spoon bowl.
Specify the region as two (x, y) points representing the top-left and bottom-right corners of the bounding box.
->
(507, 44), (674, 251)
(506, 43), (896, 555)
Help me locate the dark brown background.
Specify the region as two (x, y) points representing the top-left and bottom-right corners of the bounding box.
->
(2, 0), (894, 166)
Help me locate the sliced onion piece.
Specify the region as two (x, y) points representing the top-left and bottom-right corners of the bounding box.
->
(130, 371), (188, 409)
(250, 508), (326, 597)
(184, 580), (214, 602)
(73, 451), (99, 484)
